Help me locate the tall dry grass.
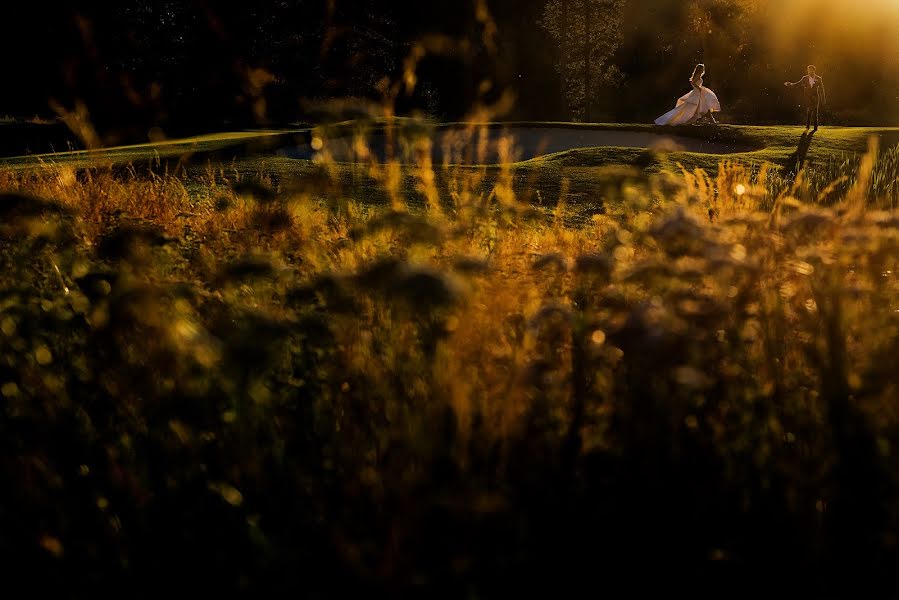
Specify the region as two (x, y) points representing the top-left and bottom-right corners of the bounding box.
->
(2, 125), (899, 596)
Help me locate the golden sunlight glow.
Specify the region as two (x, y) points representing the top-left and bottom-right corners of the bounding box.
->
(758, 0), (899, 120)
(768, 0), (899, 65)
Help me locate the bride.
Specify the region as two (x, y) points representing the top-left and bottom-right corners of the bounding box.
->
(655, 64), (721, 126)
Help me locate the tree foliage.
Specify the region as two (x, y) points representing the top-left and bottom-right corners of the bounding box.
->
(540, 0), (626, 121)
(1, 0), (897, 133)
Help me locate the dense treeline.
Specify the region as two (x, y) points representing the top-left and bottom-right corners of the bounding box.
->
(2, 2), (472, 139)
(1, 1), (897, 141)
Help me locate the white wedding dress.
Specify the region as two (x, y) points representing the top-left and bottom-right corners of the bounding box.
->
(655, 77), (721, 126)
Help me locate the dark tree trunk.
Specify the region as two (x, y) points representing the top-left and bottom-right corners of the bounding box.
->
(583, 0), (593, 122)
(560, 0), (570, 119)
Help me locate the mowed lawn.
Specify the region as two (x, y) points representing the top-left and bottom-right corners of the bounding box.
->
(2, 122), (897, 220)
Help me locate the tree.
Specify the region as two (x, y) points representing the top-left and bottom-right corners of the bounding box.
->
(604, 0), (761, 123)
(92, 1), (402, 129)
(541, 0), (625, 121)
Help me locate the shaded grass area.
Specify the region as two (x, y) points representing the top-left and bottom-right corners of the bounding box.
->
(0, 129), (310, 171)
(0, 120), (80, 158)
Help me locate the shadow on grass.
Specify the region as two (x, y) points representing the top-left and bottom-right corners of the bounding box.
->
(785, 129), (815, 175)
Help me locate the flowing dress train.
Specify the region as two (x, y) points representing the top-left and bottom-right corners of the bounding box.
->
(655, 77), (721, 126)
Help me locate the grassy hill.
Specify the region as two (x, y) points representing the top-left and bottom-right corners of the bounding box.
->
(3, 122), (896, 170)
(2, 122), (897, 222)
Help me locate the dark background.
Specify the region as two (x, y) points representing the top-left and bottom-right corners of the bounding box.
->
(2, 1), (897, 144)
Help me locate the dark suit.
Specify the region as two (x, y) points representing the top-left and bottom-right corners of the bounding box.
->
(789, 75), (826, 128)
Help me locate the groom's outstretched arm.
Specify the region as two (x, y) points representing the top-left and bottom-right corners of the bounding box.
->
(784, 75), (805, 87)
(820, 78), (826, 104)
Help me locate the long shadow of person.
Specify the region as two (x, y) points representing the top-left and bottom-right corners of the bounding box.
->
(785, 130), (815, 175)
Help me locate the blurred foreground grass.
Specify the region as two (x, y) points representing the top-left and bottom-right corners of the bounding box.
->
(2, 124), (899, 596)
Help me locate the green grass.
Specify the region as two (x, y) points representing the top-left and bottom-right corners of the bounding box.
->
(2, 122), (897, 222)
(0, 129), (308, 171)
(521, 124), (899, 170)
(4, 122), (896, 170)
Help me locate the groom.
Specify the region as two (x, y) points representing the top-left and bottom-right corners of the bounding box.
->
(784, 65), (826, 131)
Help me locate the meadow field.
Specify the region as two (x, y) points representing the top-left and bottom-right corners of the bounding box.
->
(3, 120), (899, 596)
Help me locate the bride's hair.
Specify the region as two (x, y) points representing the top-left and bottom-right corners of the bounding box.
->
(692, 63), (706, 79)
